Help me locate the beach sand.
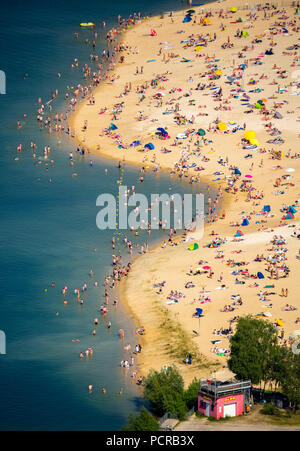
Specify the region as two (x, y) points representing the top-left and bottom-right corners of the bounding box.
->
(69, 0), (300, 384)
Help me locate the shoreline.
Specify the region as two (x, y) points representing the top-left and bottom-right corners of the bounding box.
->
(69, 0), (300, 385)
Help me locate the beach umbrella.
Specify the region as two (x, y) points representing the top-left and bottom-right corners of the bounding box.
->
(230, 6), (238, 12)
(198, 128), (206, 136)
(249, 138), (260, 146)
(286, 168), (295, 173)
(245, 174), (253, 178)
(203, 18), (212, 25)
(255, 102), (263, 109)
(215, 69), (222, 76)
(217, 122), (227, 131)
(110, 122), (118, 130)
(187, 9), (196, 14)
(188, 243), (199, 250)
(275, 111), (283, 119)
(234, 168), (241, 175)
(288, 206), (297, 213)
(275, 318), (284, 327)
(195, 45), (202, 51)
(263, 311), (272, 317)
(227, 76), (234, 83)
(242, 30), (249, 37)
(202, 266), (211, 270)
(144, 143), (155, 150)
(183, 15), (192, 23)
(257, 271), (265, 279)
(263, 205), (271, 212)
(150, 29), (157, 36)
(244, 130), (255, 141)
(80, 22), (95, 27)
(157, 127), (168, 135)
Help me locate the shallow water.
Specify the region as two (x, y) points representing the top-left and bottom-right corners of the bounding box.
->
(0, 0), (214, 430)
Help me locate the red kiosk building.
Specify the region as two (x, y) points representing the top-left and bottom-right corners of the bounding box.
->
(198, 379), (252, 420)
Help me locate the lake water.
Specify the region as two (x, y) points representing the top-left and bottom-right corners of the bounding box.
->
(0, 0), (214, 430)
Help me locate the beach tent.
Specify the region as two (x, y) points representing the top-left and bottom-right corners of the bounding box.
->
(144, 143), (155, 150)
(263, 205), (271, 212)
(109, 122), (118, 130)
(235, 230), (244, 237)
(203, 18), (212, 25)
(284, 213), (294, 220)
(234, 168), (241, 175)
(241, 218), (249, 226)
(188, 243), (199, 250)
(257, 271), (265, 279)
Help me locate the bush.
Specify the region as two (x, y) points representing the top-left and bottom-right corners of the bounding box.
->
(184, 378), (199, 410)
(261, 403), (281, 416)
(122, 407), (160, 431)
(144, 366), (186, 417)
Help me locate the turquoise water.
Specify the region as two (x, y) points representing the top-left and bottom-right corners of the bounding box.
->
(0, 0), (214, 430)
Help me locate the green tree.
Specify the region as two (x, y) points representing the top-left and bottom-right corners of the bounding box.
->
(122, 406), (160, 431)
(144, 366), (187, 419)
(281, 352), (300, 412)
(184, 378), (199, 410)
(228, 316), (279, 385)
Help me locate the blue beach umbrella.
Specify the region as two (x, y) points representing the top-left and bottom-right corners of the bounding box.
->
(144, 143), (155, 150)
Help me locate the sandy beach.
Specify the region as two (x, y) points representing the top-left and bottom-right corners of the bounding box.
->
(69, 0), (300, 385)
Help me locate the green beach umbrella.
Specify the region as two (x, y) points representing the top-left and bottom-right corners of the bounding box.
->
(198, 128), (206, 136)
(187, 9), (196, 14)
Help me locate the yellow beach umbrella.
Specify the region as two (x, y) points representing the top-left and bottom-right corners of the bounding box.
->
(249, 138), (260, 146)
(230, 6), (238, 12)
(195, 45), (202, 51)
(275, 318), (284, 327)
(215, 69), (222, 76)
(244, 130), (255, 141)
(217, 122), (227, 131)
(203, 18), (212, 25)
